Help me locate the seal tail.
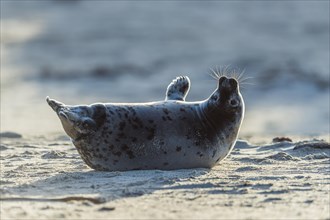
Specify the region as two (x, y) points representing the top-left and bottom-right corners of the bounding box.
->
(46, 96), (65, 113)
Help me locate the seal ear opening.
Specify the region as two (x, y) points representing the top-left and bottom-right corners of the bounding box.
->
(91, 104), (106, 128)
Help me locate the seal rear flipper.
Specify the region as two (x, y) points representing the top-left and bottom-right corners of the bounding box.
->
(46, 97), (65, 113)
(165, 76), (190, 101)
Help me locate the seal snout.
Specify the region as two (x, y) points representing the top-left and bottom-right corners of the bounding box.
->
(218, 77), (238, 90)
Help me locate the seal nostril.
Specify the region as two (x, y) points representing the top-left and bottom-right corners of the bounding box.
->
(229, 79), (237, 88)
(218, 76), (227, 85)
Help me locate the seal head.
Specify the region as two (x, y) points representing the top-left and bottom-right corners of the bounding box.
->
(202, 76), (244, 133)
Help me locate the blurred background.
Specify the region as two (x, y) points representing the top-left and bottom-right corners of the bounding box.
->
(1, 1), (329, 137)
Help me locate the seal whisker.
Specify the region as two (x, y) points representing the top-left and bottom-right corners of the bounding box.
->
(224, 65), (232, 77)
(240, 76), (254, 80)
(239, 81), (256, 88)
(240, 79), (255, 84)
(217, 65), (224, 77)
(237, 68), (246, 81)
(232, 69), (239, 80)
(211, 65), (232, 79)
(216, 65), (224, 77)
(208, 72), (218, 80)
(208, 67), (220, 80)
(209, 66), (251, 86)
(215, 65), (220, 77)
(214, 66), (221, 79)
(239, 76), (255, 84)
(239, 85), (247, 89)
(240, 82), (256, 86)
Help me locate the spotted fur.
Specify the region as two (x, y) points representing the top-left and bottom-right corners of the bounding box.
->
(47, 75), (244, 171)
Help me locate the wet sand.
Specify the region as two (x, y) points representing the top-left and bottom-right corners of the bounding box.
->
(1, 133), (329, 219)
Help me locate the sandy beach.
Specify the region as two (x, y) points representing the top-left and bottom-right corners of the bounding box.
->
(1, 1), (329, 219)
(1, 133), (329, 219)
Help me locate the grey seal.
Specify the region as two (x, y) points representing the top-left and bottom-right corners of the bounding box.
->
(47, 75), (244, 171)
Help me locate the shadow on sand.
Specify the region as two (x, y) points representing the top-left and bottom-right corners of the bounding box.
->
(1, 168), (210, 204)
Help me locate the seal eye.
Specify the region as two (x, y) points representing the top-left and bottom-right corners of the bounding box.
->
(212, 95), (219, 102)
(230, 99), (238, 107)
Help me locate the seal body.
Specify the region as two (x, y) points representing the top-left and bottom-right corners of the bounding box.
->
(47, 76), (244, 171)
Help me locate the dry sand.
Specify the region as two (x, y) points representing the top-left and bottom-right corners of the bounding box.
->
(0, 132), (329, 219)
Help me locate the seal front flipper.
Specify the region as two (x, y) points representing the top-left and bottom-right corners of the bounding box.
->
(165, 76), (190, 101)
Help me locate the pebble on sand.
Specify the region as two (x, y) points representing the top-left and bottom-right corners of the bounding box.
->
(0, 132), (22, 139)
